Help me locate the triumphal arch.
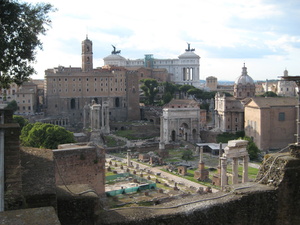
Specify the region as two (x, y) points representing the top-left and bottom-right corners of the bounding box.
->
(160, 108), (201, 146)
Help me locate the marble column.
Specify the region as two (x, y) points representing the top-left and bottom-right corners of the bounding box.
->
(127, 150), (131, 167)
(232, 157), (239, 184)
(242, 155), (249, 183)
(221, 157), (227, 189)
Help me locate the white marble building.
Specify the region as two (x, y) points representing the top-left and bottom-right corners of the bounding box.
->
(103, 43), (201, 87)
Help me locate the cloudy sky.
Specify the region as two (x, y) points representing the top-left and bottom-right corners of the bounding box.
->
(27, 0), (300, 82)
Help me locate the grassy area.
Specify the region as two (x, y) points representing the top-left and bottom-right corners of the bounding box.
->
(227, 166), (258, 180)
(114, 129), (156, 140)
(161, 169), (219, 190)
(104, 136), (126, 147)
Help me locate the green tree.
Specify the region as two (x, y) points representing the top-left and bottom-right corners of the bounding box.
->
(240, 136), (260, 160)
(20, 122), (75, 149)
(179, 84), (194, 97)
(43, 125), (75, 149)
(162, 82), (177, 95)
(162, 92), (173, 104)
(5, 100), (18, 112)
(181, 149), (194, 161)
(140, 78), (159, 105)
(13, 115), (28, 129)
(259, 91), (278, 97)
(0, 0), (55, 89)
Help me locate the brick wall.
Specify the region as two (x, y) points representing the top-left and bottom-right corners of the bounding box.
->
(53, 144), (105, 195)
(0, 108), (23, 210)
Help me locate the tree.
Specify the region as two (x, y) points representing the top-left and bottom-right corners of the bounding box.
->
(0, 0), (55, 89)
(181, 149), (194, 161)
(240, 136), (260, 160)
(259, 91), (278, 97)
(13, 115), (28, 129)
(179, 84), (194, 96)
(140, 79), (159, 105)
(5, 100), (18, 112)
(20, 122), (75, 149)
(162, 92), (173, 104)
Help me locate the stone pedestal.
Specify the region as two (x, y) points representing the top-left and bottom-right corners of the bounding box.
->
(194, 162), (209, 181)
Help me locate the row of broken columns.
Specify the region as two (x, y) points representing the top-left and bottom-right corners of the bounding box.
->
(197, 140), (249, 190)
(220, 140), (249, 189)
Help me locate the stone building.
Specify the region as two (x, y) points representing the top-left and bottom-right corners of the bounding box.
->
(214, 63), (254, 132)
(244, 97), (297, 151)
(44, 37), (140, 130)
(103, 43), (201, 87)
(205, 76), (234, 95)
(277, 69), (297, 97)
(214, 93), (245, 132)
(0, 81), (40, 115)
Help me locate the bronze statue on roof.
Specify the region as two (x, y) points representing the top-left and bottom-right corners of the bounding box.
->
(111, 45), (121, 55)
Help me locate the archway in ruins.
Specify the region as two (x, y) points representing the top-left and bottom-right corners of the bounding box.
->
(180, 123), (189, 141)
(171, 130), (176, 142)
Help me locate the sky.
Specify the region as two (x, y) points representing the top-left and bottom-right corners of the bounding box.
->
(27, 0), (300, 82)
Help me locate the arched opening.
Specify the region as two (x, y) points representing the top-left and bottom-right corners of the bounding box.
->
(192, 129), (197, 142)
(94, 98), (98, 104)
(171, 130), (176, 142)
(70, 98), (76, 109)
(115, 97), (120, 107)
(180, 123), (189, 141)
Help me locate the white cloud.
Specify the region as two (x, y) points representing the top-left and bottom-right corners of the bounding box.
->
(24, 0), (300, 81)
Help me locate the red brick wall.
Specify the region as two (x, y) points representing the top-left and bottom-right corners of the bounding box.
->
(53, 145), (105, 195)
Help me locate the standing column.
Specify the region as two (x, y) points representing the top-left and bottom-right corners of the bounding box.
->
(127, 150), (131, 167)
(101, 104), (104, 130)
(232, 157), (239, 184)
(200, 146), (203, 163)
(242, 155), (249, 183)
(220, 157), (227, 190)
(0, 109), (5, 212)
(105, 106), (110, 133)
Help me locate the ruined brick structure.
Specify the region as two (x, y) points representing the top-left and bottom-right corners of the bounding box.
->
(53, 143), (106, 195)
(0, 107), (23, 210)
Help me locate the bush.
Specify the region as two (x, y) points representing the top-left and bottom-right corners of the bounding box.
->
(20, 122), (75, 149)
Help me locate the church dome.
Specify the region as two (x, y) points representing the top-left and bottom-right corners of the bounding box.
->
(103, 54), (126, 61)
(235, 63), (254, 85)
(178, 51), (200, 59)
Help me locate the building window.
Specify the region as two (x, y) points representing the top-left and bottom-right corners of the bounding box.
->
(115, 97), (120, 107)
(235, 118), (238, 123)
(71, 99), (76, 109)
(279, 112), (285, 121)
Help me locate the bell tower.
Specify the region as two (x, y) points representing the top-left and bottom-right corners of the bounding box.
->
(82, 35), (93, 72)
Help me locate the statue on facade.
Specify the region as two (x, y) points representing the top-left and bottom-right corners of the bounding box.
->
(186, 43), (195, 52)
(111, 45), (121, 54)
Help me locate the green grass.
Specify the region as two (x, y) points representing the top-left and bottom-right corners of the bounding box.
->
(227, 166), (259, 180)
(160, 169), (219, 190)
(105, 136), (126, 147)
(114, 130), (155, 140)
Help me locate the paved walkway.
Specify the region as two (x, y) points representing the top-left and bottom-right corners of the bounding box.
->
(108, 155), (219, 193)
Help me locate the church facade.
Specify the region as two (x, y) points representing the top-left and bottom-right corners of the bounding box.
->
(214, 64), (255, 133)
